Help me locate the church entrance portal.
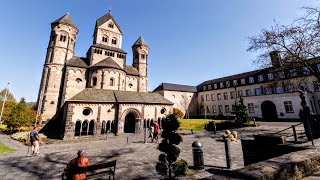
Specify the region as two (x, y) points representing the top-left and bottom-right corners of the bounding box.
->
(261, 101), (278, 120)
(124, 113), (136, 133)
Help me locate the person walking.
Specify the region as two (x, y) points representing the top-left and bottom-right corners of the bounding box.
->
(149, 125), (154, 142)
(66, 150), (90, 180)
(154, 122), (160, 143)
(30, 126), (39, 156)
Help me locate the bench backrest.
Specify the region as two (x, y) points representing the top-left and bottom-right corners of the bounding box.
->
(66, 160), (116, 175)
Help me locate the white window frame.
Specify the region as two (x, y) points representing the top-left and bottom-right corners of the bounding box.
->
(248, 103), (255, 113)
(241, 78), (246, 85)
(233, 80), (238, 86)
(217, 93), (222, 100)
(230, 91), (236, 99)
(225, 105), (230, 113)
(249, 77), (254, 83)
(284, 101), (294, 113)
(211, 94), (215, 101)
(258, 75), (264, 82)
(226, 81), (231, 87)
(267, 73), (274, 80)
(213, 84), (218, 89)
(218, 105), (223, 113)
(220, 82), (224, 88)
(254, 88), (261, 96)
(223, 92), (228, 100)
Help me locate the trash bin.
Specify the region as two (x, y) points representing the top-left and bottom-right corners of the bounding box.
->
(192, 141), (204, 170)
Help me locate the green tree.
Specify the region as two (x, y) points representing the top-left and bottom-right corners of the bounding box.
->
(6, 98), (36, 129)
(1, 101), (16, 124)
(0, 88), (16, 103)
(173, 108), (184, 119)
(232, 96), (249, 124)
(156, 114), (183, 179)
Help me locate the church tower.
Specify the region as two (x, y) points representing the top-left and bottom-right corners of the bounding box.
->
(36, 14), (78, 124)
(132, 36), (149, 92)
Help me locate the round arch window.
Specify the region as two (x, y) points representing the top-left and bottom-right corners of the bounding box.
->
(161, 108), (166, 114)
(82, 108), (92, 116)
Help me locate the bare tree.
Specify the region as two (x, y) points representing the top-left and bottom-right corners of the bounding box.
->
(180, 93), (190, 119)
(247, 6), (320, 81)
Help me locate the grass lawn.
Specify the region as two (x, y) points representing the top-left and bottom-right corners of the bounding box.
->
(179, 119), (227, 131)
(0, 141), (15, 156)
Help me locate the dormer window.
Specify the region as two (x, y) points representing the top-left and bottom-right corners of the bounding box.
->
(108, 23), (114, 28)
(303, 67), (310, 75)
(220, 82), (224, 88)
(111, 37), (117, 45)
(203, 86), (206, 91)
(102, 36), (108, 43)
(59, 35), (66, 42)
(258, 75), (264, 82)
(208, 85), (212, 90)
(241, 78), (246, 85)
(267, 73), (274, 80)
(226, 81), (230, 87)
(249, 77), (254, 83)
(290, 69), (297, 77)
(213, 84), (217, 89)
(233, 80), (238, 86)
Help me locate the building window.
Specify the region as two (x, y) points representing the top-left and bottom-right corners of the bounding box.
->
(267, 73), (274, 80)
(102, 36), (108, 43)
(258, 75), (264, 82)
(59, 35), (67, 42)
(249, 77), (254, 83)
(248, 103), (255, 113)
(76, 78), (82, 83)
(303, 67), (310, 75)
(213, 105), (217, 113)
(214, 84), (218, 89)
(201, 95), (204, 101)
(241, 78), (246, 85)
(300, 83), (308, 91)
(206, 106), (211, 113)
(203, 86), (206, 91)
(110, 78), (114, 86)
(226, 81), (230, 87)
(223, 92), (228, 100)
(82, 108), (92, 116)
(141, 54), (146, 59)
(211, 94), (215, 101)
(92, 77), (97, 86)
(233, 80), (238, 86)
(246, 89), (252, 96)
(206, 94), (210, 101)
(264, 87), (272, 95)
(287, 84), (294, 92)
(314, 81), (320, 92)
(220, 82), (224, 88)
(238, 90), (243, 97)
(128, 83), (133, 88)
(254, 88), (261, 96)
(275, 86), (284, 94)
(208, 85), (212, 90)
(284, 101), (294, 113)
(217, 93), (222, 100)
(218, 105), (223, 113)
(290, 69), (297, 77)
(225, 105), (230, 113)
(279, 71), (285, 79)
(111, 37), (117, 45)
(230, 91), (236, 99)
(108, 23), (114, 28)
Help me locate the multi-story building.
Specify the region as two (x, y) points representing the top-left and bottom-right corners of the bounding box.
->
(155, 52), (320, 120)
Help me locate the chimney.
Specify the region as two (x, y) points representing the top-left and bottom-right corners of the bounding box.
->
(270, 51), (281, 67)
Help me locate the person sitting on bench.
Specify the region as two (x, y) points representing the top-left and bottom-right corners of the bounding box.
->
(66, 150), (90, 180)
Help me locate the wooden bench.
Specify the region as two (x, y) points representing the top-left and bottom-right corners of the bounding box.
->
(62, 160), (116, 180)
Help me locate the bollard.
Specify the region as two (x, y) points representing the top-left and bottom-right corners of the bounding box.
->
(224, 138), (232, 169)
(192, 141), (204, 170)
(144, 128), (147, 144)
(292, 125), (298, 143)
(191, 129), (193, 134)
(213, 122), (216, 134)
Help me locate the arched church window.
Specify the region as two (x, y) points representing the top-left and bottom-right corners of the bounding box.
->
(59, 35), (67, 42)
(141, 54), (145, 59)
(92, 77), (97, 86)
(110, 78), (114, 86)
(129, 83), (133, 88)
(111, 37), (117, 45)
(76, 78), (82, 83)
(102, 36), (108, 43)
(108, 23), (114, 28)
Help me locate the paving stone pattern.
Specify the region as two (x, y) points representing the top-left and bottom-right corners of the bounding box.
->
(0, 124), (305, 180)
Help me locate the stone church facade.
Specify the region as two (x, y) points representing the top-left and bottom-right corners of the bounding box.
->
(36, 12), (173, 140)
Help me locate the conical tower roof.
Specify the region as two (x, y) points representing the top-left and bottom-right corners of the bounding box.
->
(132, 36), (148, 47)
(95, 12), (122, 33)
(51, 14), (77, 29)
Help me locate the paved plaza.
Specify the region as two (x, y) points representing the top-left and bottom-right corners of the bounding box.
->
(0, 122), (308, 179)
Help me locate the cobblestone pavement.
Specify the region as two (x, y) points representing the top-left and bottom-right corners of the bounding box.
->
(0, 122), (305, 180)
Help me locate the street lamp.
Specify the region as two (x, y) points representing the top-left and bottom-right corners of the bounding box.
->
(0, 83), (10, 125)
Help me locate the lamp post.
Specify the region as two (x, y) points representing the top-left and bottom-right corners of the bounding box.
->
(0, 83), (9, 125)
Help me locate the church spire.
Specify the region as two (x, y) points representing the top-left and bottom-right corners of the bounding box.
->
(132, 36), (148, 47)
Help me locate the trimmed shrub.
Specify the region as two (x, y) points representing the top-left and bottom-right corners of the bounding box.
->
(0, 125), (8, 132)
(174, 159), (189, 176)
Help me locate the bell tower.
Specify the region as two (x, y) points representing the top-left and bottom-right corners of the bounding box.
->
(36, 14), (78, 124)
(132, 36), (149, 92)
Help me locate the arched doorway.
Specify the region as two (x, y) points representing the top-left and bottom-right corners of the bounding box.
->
(261, 101), (278, 120)
(74, 120), (81, 136)
(81, 120), (88, 136)
(88, 120), (94, 135)
(124, 113), (136, 133)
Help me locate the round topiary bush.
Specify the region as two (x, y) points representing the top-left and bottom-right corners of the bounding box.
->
(174, 159), (189, 176)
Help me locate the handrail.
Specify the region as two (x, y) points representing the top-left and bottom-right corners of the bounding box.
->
(270, 122), (303, 135)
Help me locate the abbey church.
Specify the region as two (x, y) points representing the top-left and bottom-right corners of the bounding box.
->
(36, 12), (173, 140)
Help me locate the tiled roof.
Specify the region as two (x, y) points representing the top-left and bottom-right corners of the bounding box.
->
(90, 57), (123, 70)
(68, 89), (173, 105)
(125, 65), (140, 76)
(153, 83), (197, 93)
(51, 14), (77, 29)
(95, 13), (122, 34)
(132, 36), (148, 47)
(66, 56), (89, 68)
(92, 44), (127, 54)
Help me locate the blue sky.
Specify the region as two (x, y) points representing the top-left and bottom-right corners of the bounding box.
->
(0, 0), (318, 102)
